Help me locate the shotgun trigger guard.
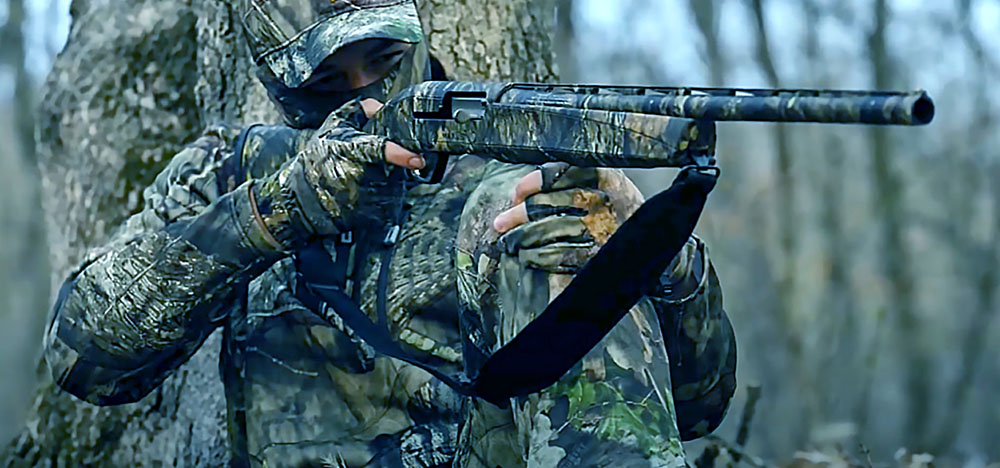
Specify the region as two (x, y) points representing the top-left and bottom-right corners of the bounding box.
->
(409, 152), (451, 184)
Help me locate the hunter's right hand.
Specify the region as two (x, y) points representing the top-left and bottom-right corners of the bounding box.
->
(242, 98), (425, 253)
(358, 98), (423, 170)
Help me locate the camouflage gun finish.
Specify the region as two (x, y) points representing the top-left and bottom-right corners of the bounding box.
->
(499, 83), (935, 125)
(365, 81), (935, 182)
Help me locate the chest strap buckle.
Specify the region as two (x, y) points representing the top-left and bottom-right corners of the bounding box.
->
(384, 225), (401, 246)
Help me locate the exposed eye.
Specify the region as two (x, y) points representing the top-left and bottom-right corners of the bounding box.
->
(370, 49), (405, 67)
(302, 70), (349, 92)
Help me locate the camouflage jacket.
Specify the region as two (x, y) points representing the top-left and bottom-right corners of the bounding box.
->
(44, 119), (736, 468)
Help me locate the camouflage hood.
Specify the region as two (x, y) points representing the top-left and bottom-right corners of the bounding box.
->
(242, 0), (431, 128)
(242, 0), (425, 89)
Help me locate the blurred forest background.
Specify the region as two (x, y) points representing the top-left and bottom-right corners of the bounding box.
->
(0, 0), (997, 466)
(0, 0), (67, 454)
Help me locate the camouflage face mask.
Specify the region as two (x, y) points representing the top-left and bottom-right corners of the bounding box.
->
(259, 56), (404, 129)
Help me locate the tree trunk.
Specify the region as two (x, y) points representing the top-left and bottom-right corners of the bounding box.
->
(866, 0), (927, 448)
(687, 0), (724, 86)
(3, 2), (230, 465)
(747, 0), (808, 446)
(800, 0), (860, 428)
(417, 0), (557, 82)
(0, 0), (52, 447)
(554, 0), (577, 82)
(2, 0), (555, 466)
(931, 3), (998, 450)
(750, 0), (800, 392)
(0, 0), (35, 160)
(747, 0), (797, 354)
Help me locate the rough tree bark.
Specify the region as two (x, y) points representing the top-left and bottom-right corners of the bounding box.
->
(2, 0), (556, 466)
(416, 0), (557, 82)
(3, 2), (232, 466)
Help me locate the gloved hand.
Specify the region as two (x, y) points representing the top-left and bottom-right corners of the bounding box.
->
(491, 162), (626, 274)
(246, 98), (425, 251)
(178, 98), (425, 265)
(492, 162), (704, 297)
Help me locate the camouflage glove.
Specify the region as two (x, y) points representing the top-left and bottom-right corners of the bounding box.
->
(493, 162), (704, 295)
(492, 163), (613, 273)
(179, 99), (423, 265)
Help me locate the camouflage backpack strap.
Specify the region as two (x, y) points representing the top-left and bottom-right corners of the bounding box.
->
(298, 269), (477, 391)
(218, 124), (257, 190)
(294, 172), (479, 393)
(294, 168), (478, 393)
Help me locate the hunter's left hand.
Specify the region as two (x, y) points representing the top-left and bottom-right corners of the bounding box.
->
(493, 163), (622, 272)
